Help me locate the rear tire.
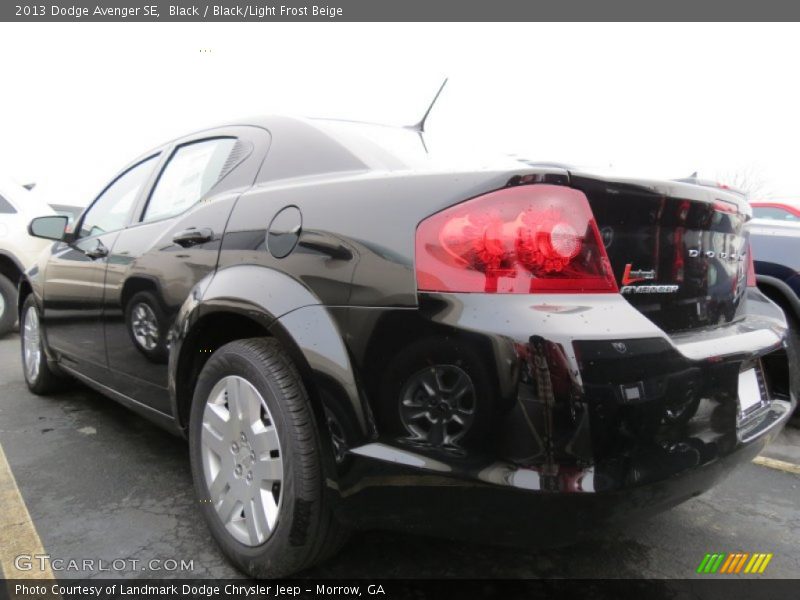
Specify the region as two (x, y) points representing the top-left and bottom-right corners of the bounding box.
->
(20, 295), (67, 395)
(758, 285), (800, 416)
(0, 274), (18, 337)
(785, 315), (800, 420)
(189, 337), (347, 578)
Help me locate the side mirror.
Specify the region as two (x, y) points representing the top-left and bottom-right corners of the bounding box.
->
(28, 215), (69, 241)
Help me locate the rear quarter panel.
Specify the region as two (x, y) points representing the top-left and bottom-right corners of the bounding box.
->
(218, 169), (557, 307)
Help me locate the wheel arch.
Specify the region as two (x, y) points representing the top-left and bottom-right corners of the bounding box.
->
(756, 274), (800, 322)
(0, 251), (23, 286)
(17, 276), (33, 316)
(170, 265), (371, 480)
(120, 275), (165, 311)
(171, 303), (273, 431)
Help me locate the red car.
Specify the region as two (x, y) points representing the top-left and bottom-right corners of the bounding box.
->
(751, 200), (800, 222)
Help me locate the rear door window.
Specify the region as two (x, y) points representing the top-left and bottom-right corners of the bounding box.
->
(142, 138), (237, 223)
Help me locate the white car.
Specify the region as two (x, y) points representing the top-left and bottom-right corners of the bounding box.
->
(0, 176), (57, 336)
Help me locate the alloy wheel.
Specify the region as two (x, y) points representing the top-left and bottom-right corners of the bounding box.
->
(399, 365), (476, 447)
(130, 302), (160, 351)
(22, 306), (41, 383)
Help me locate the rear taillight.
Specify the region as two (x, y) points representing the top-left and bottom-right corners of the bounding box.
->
(415, 184), (618, 294)
(746, 244), (757, 287)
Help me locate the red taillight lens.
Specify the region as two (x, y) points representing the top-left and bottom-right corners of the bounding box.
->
(415, 184), (618, 294)
(746, 243), (757, 287)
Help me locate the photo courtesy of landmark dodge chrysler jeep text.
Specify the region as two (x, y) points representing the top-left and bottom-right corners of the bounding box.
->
(19, 116), (795, 577)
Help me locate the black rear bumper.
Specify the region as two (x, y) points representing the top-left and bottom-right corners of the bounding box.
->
(336, 425), (778, 546)
(287, 288), (795, 542)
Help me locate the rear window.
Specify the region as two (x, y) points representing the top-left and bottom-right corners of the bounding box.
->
(314, 120), (515, 172)
(753, 206), (800, 221)
(315, 121), (431, 169)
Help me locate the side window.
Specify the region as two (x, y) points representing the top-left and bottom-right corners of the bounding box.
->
(753, 206), (800, 221)
(0, 195), (17, 214)
(79, 156), (158, 239)
(142, 138), (237, 223)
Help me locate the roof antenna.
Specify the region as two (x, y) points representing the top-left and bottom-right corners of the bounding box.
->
(408, 78), (448, 133)
(406, 78), (448, 152)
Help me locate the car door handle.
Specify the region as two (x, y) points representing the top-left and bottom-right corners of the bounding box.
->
(85, 240), (108, 260)
(172, 227), (213, 248)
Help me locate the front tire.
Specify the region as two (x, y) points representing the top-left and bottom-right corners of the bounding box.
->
(0, 274), (18, 337)
(20, 295), (66, 395)
(189, 338), (346, 578)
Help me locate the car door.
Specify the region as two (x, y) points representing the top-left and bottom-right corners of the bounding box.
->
(102, 126), (271, 413)
(43, 155), (161, 377)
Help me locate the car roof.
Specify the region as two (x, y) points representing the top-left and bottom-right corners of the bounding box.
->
(752, 199), (800, 208)
(227, 115), (522, 176)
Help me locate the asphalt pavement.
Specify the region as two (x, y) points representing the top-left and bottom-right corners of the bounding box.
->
(0, 332), (798, 579)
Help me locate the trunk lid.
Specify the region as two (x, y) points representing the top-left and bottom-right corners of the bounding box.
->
(569, 173), (750, 333)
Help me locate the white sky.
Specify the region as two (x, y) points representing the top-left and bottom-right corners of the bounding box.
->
(2, 22), (799, 206)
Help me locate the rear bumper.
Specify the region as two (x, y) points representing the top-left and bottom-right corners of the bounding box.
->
(327, 288), (795, 538)
(338, 425), (779, 545)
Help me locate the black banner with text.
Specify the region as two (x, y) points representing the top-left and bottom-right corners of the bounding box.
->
(4, 0), (800, 22)
(2, 579), (800, 600)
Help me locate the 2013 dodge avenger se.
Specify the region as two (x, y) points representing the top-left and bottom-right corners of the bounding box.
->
(19, 116), (795, 577)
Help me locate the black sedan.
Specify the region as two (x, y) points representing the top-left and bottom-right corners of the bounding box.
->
(20, 116), (795, 577)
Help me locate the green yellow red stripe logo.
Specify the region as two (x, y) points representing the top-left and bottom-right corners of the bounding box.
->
(696, 552), (773, 574)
